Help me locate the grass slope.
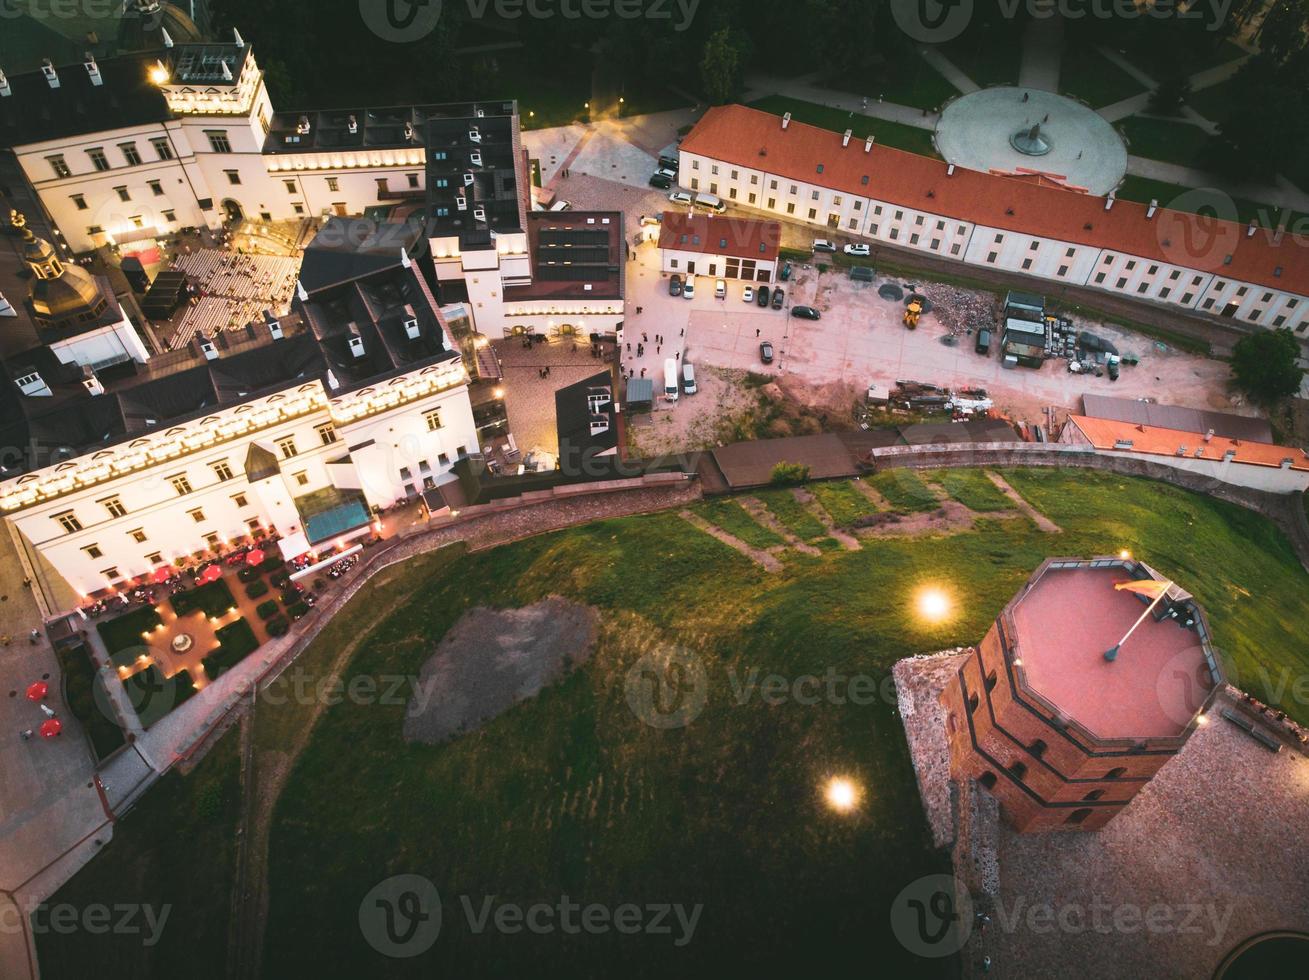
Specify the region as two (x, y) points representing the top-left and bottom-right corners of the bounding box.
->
(691, 498), (786, 549)
(810, 480), (881, 527)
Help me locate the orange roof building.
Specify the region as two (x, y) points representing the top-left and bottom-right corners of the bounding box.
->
(677, 105), (1309, 332)
(656, 211), (780, 283)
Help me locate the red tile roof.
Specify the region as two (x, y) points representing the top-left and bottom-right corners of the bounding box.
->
(1067, 415), (1309, 471)
(657, 211), (780, 262)
(680, 105), (1309, 294)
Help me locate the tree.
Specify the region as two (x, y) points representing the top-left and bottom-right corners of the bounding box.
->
(1230, 328), (1305, 404)
(700, 27), (746, 104)
(1149, 73), (1192, 116)
(1256, 0), (1309, 64)
(1214, 54), (1309, 178)
(770, 462), (811, 485)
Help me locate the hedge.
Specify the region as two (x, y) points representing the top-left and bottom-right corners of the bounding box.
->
(96, 605), (162, 656)
(57, 643), (126, 761)
(237, 566), (263, 583)
(256, 599), (280, 620)
(286, 601), (310, 621)
(204, 618), (261, 678)
(245, 580), (270, 599)
(171, 579), (237, 618)
(266, 617), (290, 637)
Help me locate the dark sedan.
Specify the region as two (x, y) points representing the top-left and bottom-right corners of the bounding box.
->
(771, 288), (785, 310)
(791, 306), (821, 320)
(756, 285), (771, 307)
(759, 341), (775, 364)
(668, 274), (683, 296)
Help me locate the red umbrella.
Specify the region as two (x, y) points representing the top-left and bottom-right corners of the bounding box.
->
(25, 681), (48, 702)
(40, 719), (62, 739)
(245, 549), (265, 567)
(199, 564), (223, 584)
(152, 566), (173, 584)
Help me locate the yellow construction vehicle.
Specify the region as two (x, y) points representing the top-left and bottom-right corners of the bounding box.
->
(903, 299), (923, 330)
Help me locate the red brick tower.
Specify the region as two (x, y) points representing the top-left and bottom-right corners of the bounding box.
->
(940, 557), (1223, 832)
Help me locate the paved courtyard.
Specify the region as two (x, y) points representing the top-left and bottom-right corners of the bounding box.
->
(935, 87), (1128, 195)
(495, 337), (615, 459)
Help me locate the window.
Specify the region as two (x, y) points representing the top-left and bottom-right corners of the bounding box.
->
(811, 190), (819, 201)
(1159, 287), (1171, 300)
(211, 460), (234, 481)
(979, 771), (997, 789)
(204, 532), (221, 549)
(710, 164), (719, 175)
(786, 203), (795, 215)
(408, 172), (420, 188)
(276, 437), (298, 459)
(101, 567), (121, 582)
(808, 208), (817, 220)
(1066, 808), (1092, 825)
(1029, 240), (1040, 251)
(316, 423), (338, 445)
(1116, 277), (1128, 289)
(188, 508), (206, 523)
(115, 186), (130, 202)
(984, 670), (997, 692)
(294, 471), (309, 487)
(232, 492), (249, 509)
(162, 210), (176, 223)
(71, 193), (88, 210)
(967, 692), (979, 713)
(224, 170), (241, 185)
(48, 154), (71, 178)
(148, 179), (163, 196)
(151, 137), (173, 160)
(1082, 789), (1105, 802)
(88, 148), (110, 171)
(130, 528), (148, 544)
(206, 130), (232, 153)
(119, 141), (142, 166)
(82, 544), (104, 560)
(145, 552), (163, 565)
(950, 244), (960, 256)
(424, 410), (443, 431)
(910, 233), (920, 245)
(987, 252), (998, 264)
(100, 496), (128, 518)
(730, 169), (738, 179)
(1105, 767), (1127, 780)
(1181, 293), (1193, 304)
(292, 203), (305, 215)
(56, 512), (82, 533)
(1021, 258), (1033, 271)
(1008, 761), (1028, 780)
(284, 179), (297, 193)
(994, 233), (1003, 244)
(1028, 739), (1047, 759)
(326, 177), (340, 192)
(169, 474), (193, 495)
(1066, 247), (1076, 258)
(1057, 265), (1068, 277)
(246, 518), (262, 532)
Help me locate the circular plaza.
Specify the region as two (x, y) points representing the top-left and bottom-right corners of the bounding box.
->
(935, 87), (1128, 196)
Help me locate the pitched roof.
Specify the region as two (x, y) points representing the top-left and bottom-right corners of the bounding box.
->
(658, 211), (780, 262)
(680, 105), (1309, 294)
(1067, 415), (1309, 471)
(1079, 394), (1273, 443)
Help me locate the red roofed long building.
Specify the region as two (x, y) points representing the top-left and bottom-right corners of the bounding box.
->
(656, 211), (780, 283)
(678, 105), (1309, 332)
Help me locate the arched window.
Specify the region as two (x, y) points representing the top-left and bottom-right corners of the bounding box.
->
(967, 692), (979, 713)
(1028, 739), (1047, 759)
(1066, 808), (1092, 825)
(1105, 767), (1127, 780)
(985, 669), (998, 692)
(979, 771), (997, 790)
(1082, 790), (1105, 802)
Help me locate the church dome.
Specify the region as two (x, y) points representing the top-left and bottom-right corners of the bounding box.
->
(117, 1), (204, 54)
(10, 212), (109, 327)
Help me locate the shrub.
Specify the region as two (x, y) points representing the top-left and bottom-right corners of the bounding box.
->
(96, 606), (162, 656)
(171, 579), (237, 618)
(266, 617), (290, 637)
(287, 601), (310, 621)
(270, 573), (291, 590)
(256, 600), (280, 620)
(237, 566), (262, 584)
(245, 580), (270, 599)
(204, 618), (260, 678)
(770, 461), (811, 486)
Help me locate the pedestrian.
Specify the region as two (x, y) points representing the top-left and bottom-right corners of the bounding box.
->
(39, 703), (56, 718)
(642, 332), (648, 342)
(656, 345), (661, 354)
(1022, 92), (1029, 103)
(675, 351), (680, 361)
(1043, 113), (1049, 124)
(640, 367), (646, 377)
(756, 327), (761, 337)
(626, 342), (631, 352)
(19, 729), (33, 742)
(679, 327), (684, 336)
(29, 628), (39, 644)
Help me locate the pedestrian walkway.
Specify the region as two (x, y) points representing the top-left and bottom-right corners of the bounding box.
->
(919, 45), (980, 95)
(743, 72), (939, 130)
(1017, 8), (1065, 92)
(1125, 156), (1309, 214)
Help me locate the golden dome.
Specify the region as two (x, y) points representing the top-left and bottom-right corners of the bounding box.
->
(117, 2), (205, 54)
(11, 211), (109, 327)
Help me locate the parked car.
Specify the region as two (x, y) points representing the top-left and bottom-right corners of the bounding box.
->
(682, 361), (697, 395)
(812, 239), (837, 253)
(549, 199), (571, 211)
(692, 192), (726, 214)
(757, 285), (771, 308)
(715, 279), (727, 299)
(683, 276), (695, 299)
(668, 190), (693, 205)
(759, 341), (775, 365)
(780, 262), (793, 281)
(668, 274), (683, 297)
(658, 153), (680, 171)
(639, 213), (662, 227)
(771, 287), (785, 310)
(791, 305), (821, 320)
(843, 243), (871, 257)
(974, 327), (992, 355)
(742, 286), (754, 304)
(649, 172), (673, 189)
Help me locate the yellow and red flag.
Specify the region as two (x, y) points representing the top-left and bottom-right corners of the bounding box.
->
(1114, 580), (1170, 599)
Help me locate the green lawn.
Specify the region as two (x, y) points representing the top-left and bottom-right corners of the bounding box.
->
(927, 470), (1012, 512)
(748, 96), (940, 158)
(1118, 117), (1214, 169)
(935, 35), (1022, 89)
(755, 488), (829, 541)
(865, 470), (941, 513)
(96, 606), (161, 657)
(810, 480), (881, 527)
(36, 469), (1309, 978)
(1113, 176), (1299, 229)
(691, 498), (786, 549)
(825, 51), (959, 111)
(36, 732), (243, 979)
(1060, 46), (1149, 108)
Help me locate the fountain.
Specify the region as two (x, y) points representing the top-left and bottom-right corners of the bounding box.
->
(1010, 122), (1052, 157)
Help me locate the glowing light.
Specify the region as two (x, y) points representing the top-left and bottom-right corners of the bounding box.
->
(1119, 549), (1132, 559)
(493, 387), (505, 399)
(915, 586), (952, 623)
(824, 776), (860, 813)
(1196, 713), (1209, 726)
(149, 61), (170, 86)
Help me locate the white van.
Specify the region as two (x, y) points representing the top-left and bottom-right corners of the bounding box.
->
(663, 358), (680, 402)
(682, 362), (697, 395)
(693, 192), (726, 214)
(714, 279), (726, 299)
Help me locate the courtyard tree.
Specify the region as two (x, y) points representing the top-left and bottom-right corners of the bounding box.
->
(1230, 327), (1305, 404)
(700, 26), (748, 104)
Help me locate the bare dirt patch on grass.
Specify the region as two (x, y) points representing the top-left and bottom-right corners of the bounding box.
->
(404, 598), (599, 744)
(851, 499), (986, 538)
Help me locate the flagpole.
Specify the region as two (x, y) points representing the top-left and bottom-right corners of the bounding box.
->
(1104, 582), (1172, 662)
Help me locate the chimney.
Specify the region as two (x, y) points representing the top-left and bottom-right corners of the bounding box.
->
(347, 324), (365, 358)
(463, 172), (475, 186)
(84, 53), (102, 86)
(1281, 458), (1294, 469)
(0, 68), (10, 97)
(842, 128), (852, 147)
(1203, 428), (1214, 442)
(404, 121), (414, 141)
(1146, 199), (1158, 219)
(1222, 449), (1236, 462)
(864, 135), (874, 152)
(781, 112), (791, 130)
(200, 338), (219, 360)
(80, 366), (105, 396)
(947, 164), (955, 176)
(16, 370), (51, 397)
(161, 26), (174, 48)
(0, 291), (14, 316)
(41, 59), (59, 89)
(264, 310), (283, 340)
(1247, 222), (1258, 238)
(220, 61), (233, 82)
(347, 114), (358, 134)
(1104, 192), (1115, 212)
(296, 115), (311, 135)
(473, 206), (487, 222)
(470, 150), (482, 167)
(233, 28), (245, 47)
(295, 279), (308, 301)
(403, 304), (421, 339)
(400, 247), (411, 269)
(467, 125), (481, 142)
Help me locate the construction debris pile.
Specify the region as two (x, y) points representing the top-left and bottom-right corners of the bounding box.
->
(870, 380), (995, 417)
(918, 282), (999, 336)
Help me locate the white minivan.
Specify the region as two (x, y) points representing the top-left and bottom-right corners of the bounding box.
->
(663, 358), (680, 402)
(682, 362), (697, 395)
(693, 192), (726, 214)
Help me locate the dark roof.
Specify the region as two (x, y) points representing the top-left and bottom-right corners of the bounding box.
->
(555, 372), (618, 458)
(424, 105), (526, 240)
(0, 52), (170, 147)
(1079, 393), (1273, 444)
(710, 434), (860, 489)
(897, 419), (1019, 445)
(298, 217), (426, 293)
(504, 212), (625, 302)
